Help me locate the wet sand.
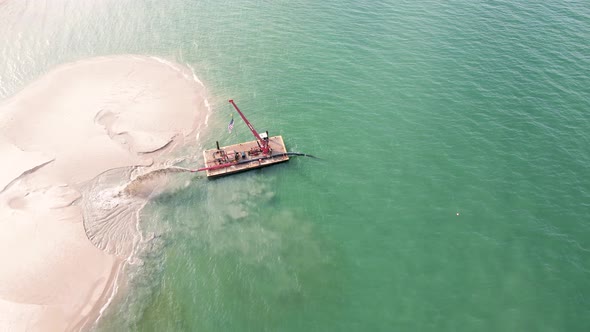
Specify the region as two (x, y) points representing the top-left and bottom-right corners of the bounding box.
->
(0, 56), (207, 330)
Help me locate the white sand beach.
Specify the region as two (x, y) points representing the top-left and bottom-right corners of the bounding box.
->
(0, 56), (207, 330)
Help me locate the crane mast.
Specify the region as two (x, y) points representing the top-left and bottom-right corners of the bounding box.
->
(228, 99), (270, 154)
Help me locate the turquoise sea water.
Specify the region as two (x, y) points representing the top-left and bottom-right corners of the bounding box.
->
(1, 1), (590, 331)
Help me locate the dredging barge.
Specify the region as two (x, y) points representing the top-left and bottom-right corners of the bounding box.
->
(195, 100), (291, 178)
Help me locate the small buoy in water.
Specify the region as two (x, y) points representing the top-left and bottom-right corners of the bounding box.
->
(456, 212), (460, 216)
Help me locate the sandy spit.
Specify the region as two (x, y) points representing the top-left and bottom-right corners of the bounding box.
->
(0, 56), (207, 331)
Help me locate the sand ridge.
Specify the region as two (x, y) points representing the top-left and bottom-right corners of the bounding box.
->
(0, 55), (208, 331)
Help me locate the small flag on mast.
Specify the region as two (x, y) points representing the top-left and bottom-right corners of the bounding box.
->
(228, 114), (234, 133)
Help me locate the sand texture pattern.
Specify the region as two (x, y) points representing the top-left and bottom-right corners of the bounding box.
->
(0, 56), (207, 331)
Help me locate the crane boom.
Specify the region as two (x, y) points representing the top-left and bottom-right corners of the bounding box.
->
(228, 99), (270, 154)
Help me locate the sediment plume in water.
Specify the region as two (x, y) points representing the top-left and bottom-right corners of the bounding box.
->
(0, 56), (209, 331)
(82, 165), (195, 257)
(123, 166), (194, 197)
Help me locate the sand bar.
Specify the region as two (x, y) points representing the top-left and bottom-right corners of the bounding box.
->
(0, 56), (207, 330)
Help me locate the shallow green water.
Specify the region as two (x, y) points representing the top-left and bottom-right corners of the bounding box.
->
(1, 0), (590, 331)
